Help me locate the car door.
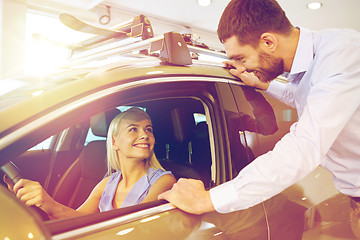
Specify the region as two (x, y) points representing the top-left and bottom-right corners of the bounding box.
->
(42, 77), (225, 239)
(228, 81), (306, 239)
(0, 75), (271, 240)
(44, 76), (273, 239)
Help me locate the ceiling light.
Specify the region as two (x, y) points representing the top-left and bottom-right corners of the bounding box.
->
(197, 0), (212, 7)
(99, 5), (111, 25)
(307, 2), (322, 10)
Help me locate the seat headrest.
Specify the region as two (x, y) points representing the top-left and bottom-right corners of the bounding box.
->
(90, 109), (121, 137)
(171, 107), (195, 142)
(147, 108), (175, 144)
(147, 107), (195, 144)
(194, 122), (209, 138)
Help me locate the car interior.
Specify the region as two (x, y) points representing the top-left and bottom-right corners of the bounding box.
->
(50, 109), (120, 209)
(47, 97), (213, 210)
(0, 96), (214, 218)
(1, 82), (297, 232)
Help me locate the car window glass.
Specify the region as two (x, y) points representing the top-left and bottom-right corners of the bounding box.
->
(231, 84), (297, 163)
(31, 83), (216, 225)
(126, 98), (213, 188)
(81, 98), (213, 189)
(84, 128), (106, 146)
(194, 113), (206, 124)
(29, 136), (53, 150)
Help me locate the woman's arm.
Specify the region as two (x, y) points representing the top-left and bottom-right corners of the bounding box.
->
(10, 178), (81, 219)
(142, 174), (176, 203)
(76, 177), (109, 214)
(7, 176), (108, 219)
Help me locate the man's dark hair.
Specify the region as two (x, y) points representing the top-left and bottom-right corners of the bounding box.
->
(217, 0), (293, 46)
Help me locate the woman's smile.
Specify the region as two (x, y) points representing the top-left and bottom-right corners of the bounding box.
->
(133, 143), (150, 149)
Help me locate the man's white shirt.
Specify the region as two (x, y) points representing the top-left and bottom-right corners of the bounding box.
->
(210, 27), (360, 213)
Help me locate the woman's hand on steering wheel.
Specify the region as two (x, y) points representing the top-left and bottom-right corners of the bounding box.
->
(12, 179), (55, 213)
(2, 162), (50, 220)
(3, 174), (14, 191)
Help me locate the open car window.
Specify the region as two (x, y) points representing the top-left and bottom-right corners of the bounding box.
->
(8, 78), (218, 214)
(49, 96), (214, 208)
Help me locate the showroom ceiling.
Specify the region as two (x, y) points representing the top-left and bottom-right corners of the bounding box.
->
(27, 0), (360, 33)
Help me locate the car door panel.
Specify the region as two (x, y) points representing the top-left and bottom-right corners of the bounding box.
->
(0, 77), (302, 240)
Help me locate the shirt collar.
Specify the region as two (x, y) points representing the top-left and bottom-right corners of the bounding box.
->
(288, 27), (314, 80)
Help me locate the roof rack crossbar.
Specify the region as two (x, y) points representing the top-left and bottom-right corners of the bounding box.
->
(66, 15), (154, 55)
(187, 45), (228, 60)
(67, 32), (193, 66)
(61, 14), (229, 67)
(68, 36), (160, 66)
(70, 36), (144, 62)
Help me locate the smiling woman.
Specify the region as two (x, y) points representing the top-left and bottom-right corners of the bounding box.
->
(99, 107), (177, 210)
(106, 107), (160, 174)
(3, 107), (176, 219)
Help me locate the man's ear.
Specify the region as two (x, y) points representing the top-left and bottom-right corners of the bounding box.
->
(259, 33), (278, 53)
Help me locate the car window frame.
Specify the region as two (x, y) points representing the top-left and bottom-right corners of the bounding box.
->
(1, 76), (226, 207)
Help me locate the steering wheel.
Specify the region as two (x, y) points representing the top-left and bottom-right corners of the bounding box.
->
(1, 161), (50, 220)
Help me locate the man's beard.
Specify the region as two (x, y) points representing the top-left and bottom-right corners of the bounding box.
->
(253, 52), (284, 83)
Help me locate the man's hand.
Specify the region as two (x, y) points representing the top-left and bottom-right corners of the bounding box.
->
(224, 61), (270, 91)
(158, 178), (215, 215)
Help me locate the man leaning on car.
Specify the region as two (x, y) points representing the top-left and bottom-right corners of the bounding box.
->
(159, 0), (360, 238)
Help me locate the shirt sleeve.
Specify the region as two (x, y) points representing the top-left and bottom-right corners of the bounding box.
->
(210, 44), (360, 213)
(266, 80), (296, 108)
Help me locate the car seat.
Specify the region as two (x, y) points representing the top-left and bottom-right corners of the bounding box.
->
(191, 121), (212, 188)
(148, 106), (201, 181)
(51, 109), (120, 209)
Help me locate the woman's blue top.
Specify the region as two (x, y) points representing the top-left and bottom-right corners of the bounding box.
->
(99, 168), (172, 211)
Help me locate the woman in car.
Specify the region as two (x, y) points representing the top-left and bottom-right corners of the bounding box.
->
(4, 107), (176, 219)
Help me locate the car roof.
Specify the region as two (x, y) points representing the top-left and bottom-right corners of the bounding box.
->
(1, 15), (247, 159)
(0, 15), (234, 133)
(0, 56), (236, 140)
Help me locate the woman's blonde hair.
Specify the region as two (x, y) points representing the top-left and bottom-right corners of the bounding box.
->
(106, 107), (164, 175)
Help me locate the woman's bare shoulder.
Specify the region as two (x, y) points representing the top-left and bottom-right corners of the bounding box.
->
(91, 175), (111, 195)
(153, 173), (177, 189)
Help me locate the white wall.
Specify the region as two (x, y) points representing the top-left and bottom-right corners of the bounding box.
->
(103, 5), (224, 51)
(0, 0), (27, 79)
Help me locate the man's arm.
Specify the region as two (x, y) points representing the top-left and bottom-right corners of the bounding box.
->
(160, 46), (360, 214)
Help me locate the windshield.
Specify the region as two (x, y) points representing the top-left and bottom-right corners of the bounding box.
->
(0, 68), (94, 112)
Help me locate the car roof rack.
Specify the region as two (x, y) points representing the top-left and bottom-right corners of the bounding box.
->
(60, 14), (154, 50)
(61, 14), (228, 67)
